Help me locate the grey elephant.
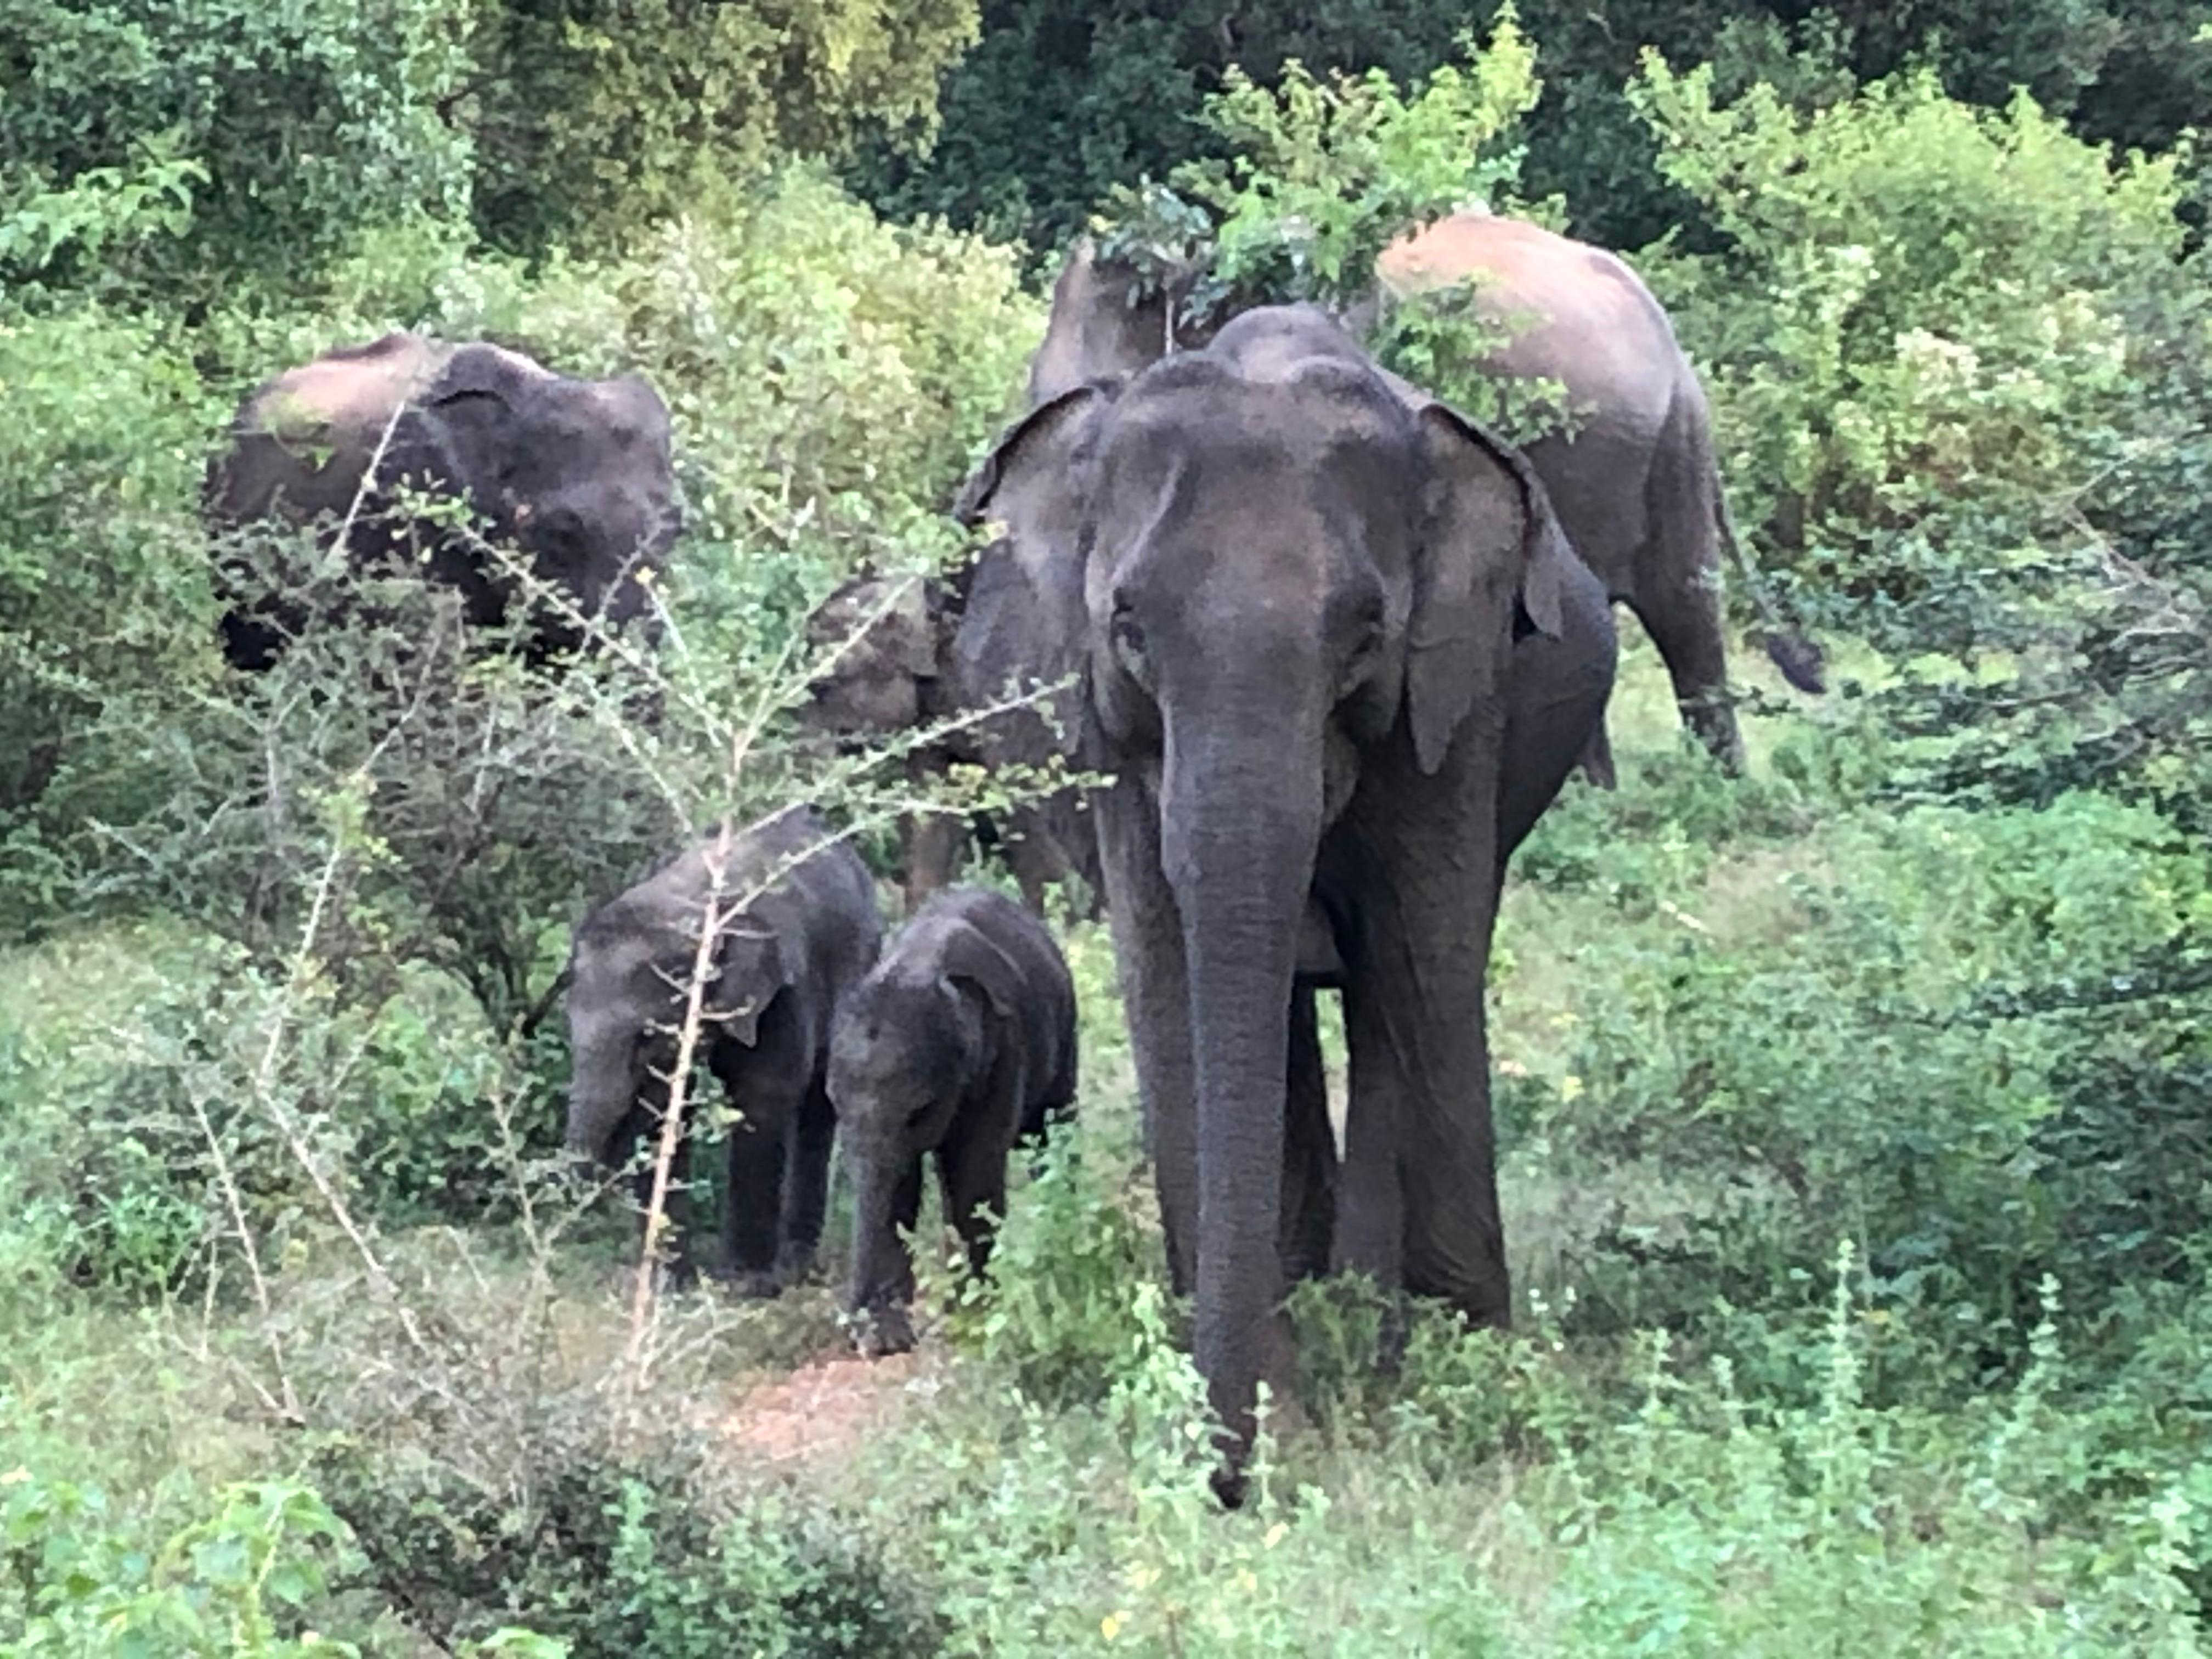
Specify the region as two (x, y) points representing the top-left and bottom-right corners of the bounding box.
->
(207, 331), (680, 672)
(797, 558), (1102, 915)
(1029, 216), (1821, 779)
(955, 304), (1617, 1501)
(565, 809), (882, 1292)
(830, 885), (1078, 1357)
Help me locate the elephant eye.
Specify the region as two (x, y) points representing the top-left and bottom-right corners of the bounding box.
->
(1110, 605), (1149, 678)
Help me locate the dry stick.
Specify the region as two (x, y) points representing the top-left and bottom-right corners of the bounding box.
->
(621, 820), (740, 1389)
(187, 1088), (302, 1425)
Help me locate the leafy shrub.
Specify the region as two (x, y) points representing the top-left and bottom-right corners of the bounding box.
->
(0, 306), (219, 923)
(0, 0), (476, 306)
(934, 1120), (1161, 1408)
(1628, 58), (2203, 634)
(2, 1464), (366, 1656)
(318, 1433), (940, 1658)
(1511, 790), (2212, 1376)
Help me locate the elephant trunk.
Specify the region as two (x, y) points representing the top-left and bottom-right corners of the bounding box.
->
(1161, 699), (1325, 1503)
(847, 1143), (919, 1356)
(565, 1028), (638, 1166)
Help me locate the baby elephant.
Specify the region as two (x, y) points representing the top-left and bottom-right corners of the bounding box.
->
(566, 809), (882, 1293)
(830, 887), (1077, 1356)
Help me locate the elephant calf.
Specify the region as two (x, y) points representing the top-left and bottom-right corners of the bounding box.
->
(829, 886), (1077, 1356)
(565, 809), (882, 1293)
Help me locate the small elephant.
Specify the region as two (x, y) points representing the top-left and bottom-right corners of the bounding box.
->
(797, 562), (1102, 917)
(565, 809), (883, 1292)
(207, 331), (681, 672)
(829, 885), (1077, 1356)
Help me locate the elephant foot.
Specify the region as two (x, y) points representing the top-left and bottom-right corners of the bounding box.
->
(711, 1263), (785, 1301)
(851, 1303), (916, 1359)
(649, 1257), (699, 1298)
(1210, 1459), (1250, 1511)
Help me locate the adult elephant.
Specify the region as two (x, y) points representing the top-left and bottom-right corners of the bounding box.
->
(955, 305), (1617, 1502)
(797, 554), (1103, 916)
(1029, 215), (1821, 778)
(207, 331), (681, 671)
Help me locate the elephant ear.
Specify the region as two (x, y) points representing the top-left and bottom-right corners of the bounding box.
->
(939, 916), (1024, 1022)
(711, 917), (792, 1048)
(424, 345), (557, 487)
(951, 382), (1114, 531)
(1408, 403), (1570, 776)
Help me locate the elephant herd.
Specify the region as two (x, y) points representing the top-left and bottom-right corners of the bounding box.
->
(205, 212), (1820, 1504)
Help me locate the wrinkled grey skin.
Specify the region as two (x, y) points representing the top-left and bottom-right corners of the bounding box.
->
(830, 886), (1078, 1357)
(797, 561), (1103, 916)
(955, 306), (1616, 1502)
(565, 810), (882, 1293)
(1036, 222), (1821, 779)
(207, 332), (681, 672)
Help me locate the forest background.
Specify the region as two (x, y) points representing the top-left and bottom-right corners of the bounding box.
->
(4, 0), (2212, 1651)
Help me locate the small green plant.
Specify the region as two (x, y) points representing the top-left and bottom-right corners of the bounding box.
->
(2, 1469), (366, 1656)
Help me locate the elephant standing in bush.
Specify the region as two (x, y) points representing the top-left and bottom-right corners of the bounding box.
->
(957, 306), (1616, 1500)
(206, 331), (681, 671)
(1031, 215), (1821, 779)
(831, 885), (1077, 1357)
(565, 810), (882, 1293)
(797, 561), (1102, 916)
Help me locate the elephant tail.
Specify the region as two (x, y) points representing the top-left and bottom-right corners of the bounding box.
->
(1694, 402), (1827, 696)
(1714, 490), (1826, 694)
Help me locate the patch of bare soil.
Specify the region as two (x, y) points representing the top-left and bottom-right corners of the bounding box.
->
(710, 1346), (933, 1469)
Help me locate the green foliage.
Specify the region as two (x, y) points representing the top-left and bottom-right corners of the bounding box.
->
(850, 0), (2212, 264)
(1508, 785), (2212, 1368)
(318, 1436), (938, 1657)
(0, 306), (219, 922)
(1169, 14), (1539, 314)
(0, 0), (984, 295)
(934, 1121), (1160, 1407)
(0, 0), (478, 305)
(467, 0), (980, 257)
(2, 1464), (365, 1656)
(1632, 60), (2198, 610)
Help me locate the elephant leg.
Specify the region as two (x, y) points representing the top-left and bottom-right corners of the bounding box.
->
(1094, 770), (1200, 1298)
(938, 1130), (1010, 1280)
(1280, 982), (1336, 1286)
(1632, 576), (1742, 775)
(776, 1075), (837, 1284)
(1336, 740), (1511, 1329)
(902, 812), (966, 912)
(1004, 808), (1077, 917)
(716, 1079), (801, 1296)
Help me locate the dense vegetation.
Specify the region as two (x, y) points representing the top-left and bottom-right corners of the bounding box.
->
(3, 1), (2210, 1652)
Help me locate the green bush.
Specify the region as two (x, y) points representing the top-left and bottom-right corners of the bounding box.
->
(318, 1434), (939, 1657)
(1628, 59), (2202, 628)
(0, 306), (221, 923)
(1510, 789), (2212, 1373)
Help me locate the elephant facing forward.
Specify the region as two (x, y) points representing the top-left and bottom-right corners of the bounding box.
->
(957, 305), (1616, 1502)
(1029, 215), (1820, 780)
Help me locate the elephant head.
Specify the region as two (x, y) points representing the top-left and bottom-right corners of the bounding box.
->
(797, 572), (954, 744)
(208, 333), (681, 670)
(957, 305), (1572, 1494)
(563, 859), (794, 1165)
(420, 344), (680, 657)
